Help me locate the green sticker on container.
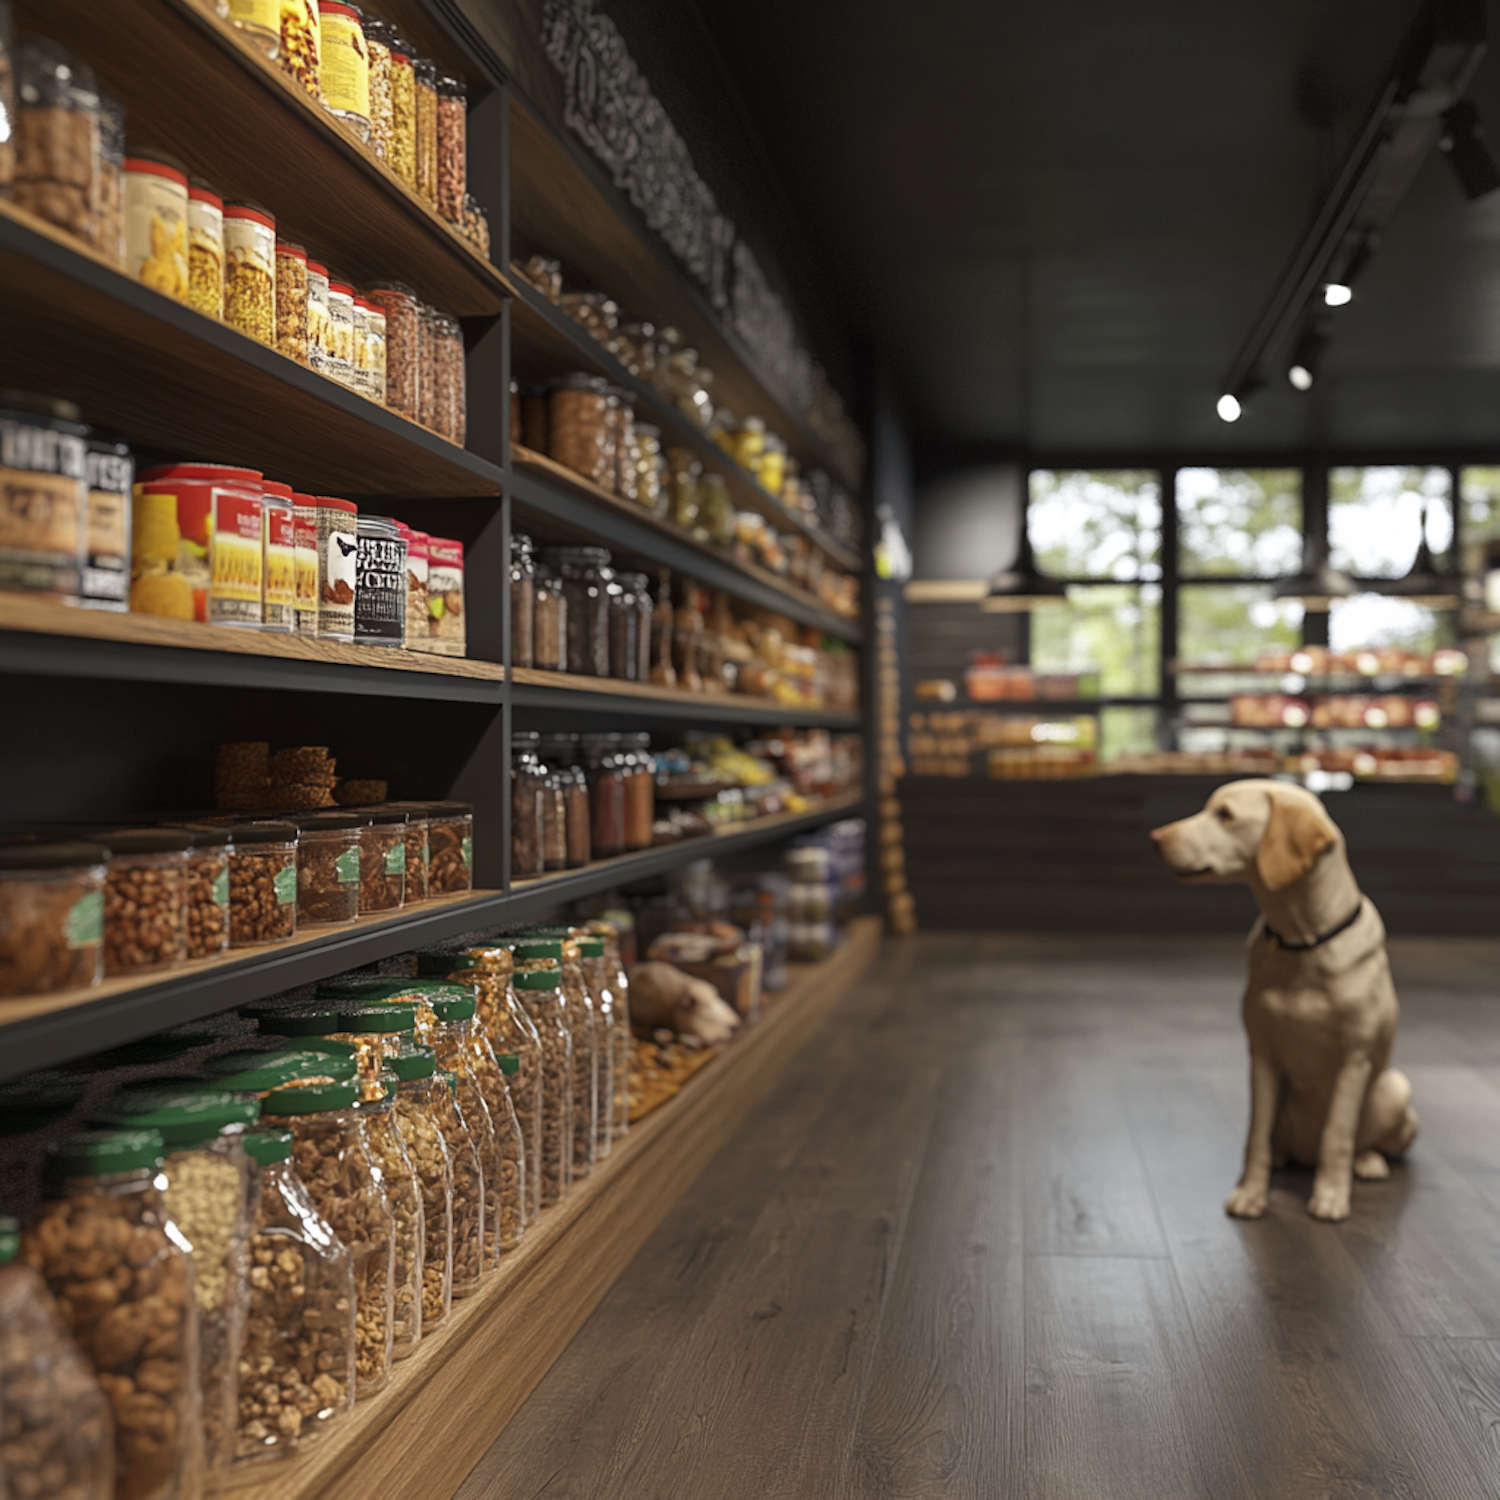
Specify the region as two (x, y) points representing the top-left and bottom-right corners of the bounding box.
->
(420, 838), (429, 867)
(66, 889), (104, 949)
(335, 847), (361, 884)
(385, 842), (407, 875)
(213, 866), (230, 908)
(274, 862), (298, 905)
(461, 836), (473, 870)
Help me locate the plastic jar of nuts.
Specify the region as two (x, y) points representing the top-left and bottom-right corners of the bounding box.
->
(356, 808), (407, 914)
(0, 840), (106, 998)
(355, 295), (387, 404)
(25, 1129), (204, 1500)
(381, 802), (430, 901)
(586, 920), (633, 1139)
(325, 998), (420, 1088)
(235, 1128), (356, 1466)
(96, 1086), (258, 1480)
(98, 828), (190, 976)
(548, 375), (613, 487)
(15, 40), (101, 248)
(574, 934), (624, 1156)
(259, 1079), (395, 1400)
(209, 1047), (358, 1097)
(187, 179), (226, 319)
(325, 280), (357, 387)
(0, 1211), (114, 1500)
(511, 731), (546, 880)
(425, 802), (473, 893)
(365, 281), (422, 422)
(436, 74), (467, 222)
(364, 17), (394, 160)
(510, 531), (535, 669)
(508, 949), (577, 1206)
(274, 241), (309, 363)
(413, 58), (438, 204)
(388, 1049), (459, 1326)
(175, 824), (231, 960)
(219, 820), (298, 947)
(546, 932), (606, 1173)
(292, 813), (361, 925)
(431, 310), (465, 444)
(223, 201), (278, 347)
(387, 41), (417, 187)
(533, 564), (566, 672)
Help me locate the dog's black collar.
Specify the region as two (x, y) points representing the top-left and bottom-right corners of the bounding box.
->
(1264, 902), (1364, 951)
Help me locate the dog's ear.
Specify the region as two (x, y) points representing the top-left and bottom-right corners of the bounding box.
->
(1256, 789), (1338, 890)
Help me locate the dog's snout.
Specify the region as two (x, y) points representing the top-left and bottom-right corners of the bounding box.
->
(1148, 826), (1165, 843)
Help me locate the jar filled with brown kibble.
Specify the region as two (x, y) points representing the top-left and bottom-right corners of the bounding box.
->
(292, 813), (362, 926)
(417, 301), (439, 430)
(432, 310), (466, 444)
(97, 828), (190, 976)
(389, 1050), (462, 1324)
(364, 17), (395, 160)
(436, 74), (467, 222)
(381, 802), (430, 901)
(366, 281), (422, 421)
(547, 932), (607, 1173)
(351, 1075), (424, 1358)
(0, 1212), (114, 1500)
(234, 1128), (356, 1466)
(14, 40), (100, 248)
(510, 531), (536, 669)
(260, 1079), (395, 1400)
(355, 809), (407, 914)
(0, 840), (106, 998)
(323, 997), (421, 1089)
(177, 824), (231, 960)
(534, 565), (567, 672)
(96, 1086), (258, 1481)
(507, 955), (575, 1208)
(25, 1129), (204, 1500)
(275, 241), (310, 364)
(414, 58), (438, 204)
(219, 820), (298, 947)
(425, 802), (473, 894)
(549, 374), (613, 487)
(511, 732), (546, 880)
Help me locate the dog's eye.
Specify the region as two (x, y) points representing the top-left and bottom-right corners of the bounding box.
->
(1215, 808), (1233, 823)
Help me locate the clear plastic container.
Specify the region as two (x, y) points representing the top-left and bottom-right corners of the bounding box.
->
(511, 731), (546, 879)
(542, 766), (569, 873)
(325, 999), (420, 1089)
(425, 801), (473, 893)
(387, 41), (416, 187)
(585, 919), (633, 1139)
(275, 240), (309, 364)
(553, 933), (608, 1168)
(187, 180), (225, 320)
(413, 58), (438, 203)
(306, 260), (332, 377)
(293, 813), (361, 925)
(178, 824), (231, 960)
(576, 934), (627, 1151)
(357, 809), (407, 913)
(97, 1086), (258, 1480)
(364, 18), (393, 160)
(510, 531), (535, 669)
(0, 840), (106, 997)
(355, 295), (387, 404)
(26, 1129), (203, 1500)
(583, 734), (626, 857)
(436, 74), (466, 222)
(99, 828), (190, 976)
(431, 310), (465, 444)
(507, 962), (573, 1208)
(352, 1079), (424, 1358)
(260, 1079), (395, 1399)
(547, 546), (612, 677)
(548, 375), (613, 487)
(94, 94), (125, 266)
(222, 820), (298, 947)
(277, 0), (321, 98)
(520, 939), (596, 1182)
(608, 571), (638, 681)
(382, 803), (430, 901)
(14, 39), (100, 246)
(388, 1049), (455, 1332)
(235, 1128), (356, 1465)
(0, 1212), (114, 1500)
(223, 201), (277, 347)
(327, 280), (358, 388)
(366, 282), (421, 420)
(229, 0), (281, 58)
(317, 3), (371, 141)
(623, 732), (656, 851)
(533, 565), (566, 671)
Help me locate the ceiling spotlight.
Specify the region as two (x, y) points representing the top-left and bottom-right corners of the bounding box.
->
(1288, 365), (1314, 391)
(1286, 318), (1331, 392)
(1440, 100), (1500, 200)
(1323, 283), (1353, 307)
(1216, 393), (1242, 422)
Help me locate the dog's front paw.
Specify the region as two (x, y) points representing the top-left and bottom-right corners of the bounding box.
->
(1307, 1179), (1351, 1221)
(1225, 1182), (1268, 1219)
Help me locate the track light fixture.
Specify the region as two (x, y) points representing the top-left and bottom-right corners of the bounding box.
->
(1322, 283), (1353, 307)
(1216, 393), (1242, 423)
(1439, 100), (1500, 199)
(1287, 318), (1331, 392)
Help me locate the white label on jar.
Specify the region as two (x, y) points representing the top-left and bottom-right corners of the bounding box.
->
(325, 526), (358, 608)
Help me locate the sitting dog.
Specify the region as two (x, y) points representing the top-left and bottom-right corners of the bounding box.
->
(1150, 779), (1417, 1222)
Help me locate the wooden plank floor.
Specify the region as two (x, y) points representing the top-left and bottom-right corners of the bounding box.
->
(456, 932), (1500, 1499)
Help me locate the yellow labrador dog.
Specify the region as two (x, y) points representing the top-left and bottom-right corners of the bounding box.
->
(1150, 779), (1417, 1222)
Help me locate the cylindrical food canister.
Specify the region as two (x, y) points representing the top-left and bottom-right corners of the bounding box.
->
(326, 279), (356, 387)
(388, 43), (417, 187)
(80, 433), (133, 612)
(261, 480), (297, 633)
(0, 393), (87, 601)
(277, 0), (321, 98)
(419, 536), (465, 657)
(355, 296), (387, 404)
(94, 95), (126, 266)
(224, 201), (277, 347)
(365, 18), (394, 160)
(366, 282), (420, 419)
(396, 522), (429, 646)
(307, 259), (332, 374)
(124, 152), (190, 303)
(414, 58), (437, 204)
(318, 3), (371, 141)
(275, 241), (309, 363)
(314, 496), (358, 640)
(187, 179), (226, 319)
(229, 0), (281, 57)
(354, 513), (406, 647)
(436, 75), (466, 222)
(292, 492), (320, 634)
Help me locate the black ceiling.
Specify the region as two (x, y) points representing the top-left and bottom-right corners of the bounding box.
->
(684, 0), (1500, 459)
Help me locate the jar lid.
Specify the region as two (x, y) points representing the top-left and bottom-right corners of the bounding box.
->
(511, 967), (561, 989)
(224, 200), (276, 228)
(139, 463), (263, 485)
(511, 937), (562, 959)
(187, 180), (223, 208)
(224, 820), (298, 845)
(293, 812), (362, 832)
(243, 1129), (292, 1166)
(275, 242), (307, 261)
(438, 75), (467, 98)
(389, 1047), (436, 1081)
(97, 1086), (257, 1147)
(313, 496), (358, 513)
(261, 480), (294, 499)
(307, 261), (330, 278)
(329, 281), (355, 298)
(336, 1003), (417, 1034)
(124, 154), (188, 187)
(497, 1052), (519, 1076)
(207, 1048), (357, 1089)
(0, 839), (108, 872)
(426, 992), (475, 1023)
(355, 808), (409, 827)
(575, 936), (605, 957)
(92, 827), (195, 856)
(46, 1129), (165, 1178)
(378, 981), (476, 1022)
(261, 1078), (358, 1115)
(0, 1215), (17, 1265)
(241, 1001), (344, 1036)
(0, 391), (83, 425)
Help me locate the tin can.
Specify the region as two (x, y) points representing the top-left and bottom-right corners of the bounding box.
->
(81, 434), (133, 611)
(354, 513), (406, 646)
(0, 393), (87, 600)
(229, 0), (281, 58)
(292, 492), (320, 634)
(396, 522), (428, 646)
(317, 3), (370, 141)
(224, 201), (277, 347)
(314, 496), (358, 640)
(306, 260), (332, 374)
(187, 180), (225, 319)
(416, 535), (464, 657)
(325, 280), (356, 388)
(261, 481), (297, 633)
(124, 153), (190, 303)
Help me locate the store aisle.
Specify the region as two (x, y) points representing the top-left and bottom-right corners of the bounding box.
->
(458, 933), (1500, 1500)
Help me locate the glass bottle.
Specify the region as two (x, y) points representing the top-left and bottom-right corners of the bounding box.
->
(353, 1076), (425, 1359)
(507, 960), (574, 1207)
(585, 919), (634, 1138)
(388, 1049), (456, 1331)
(524, 937), (597, 1181)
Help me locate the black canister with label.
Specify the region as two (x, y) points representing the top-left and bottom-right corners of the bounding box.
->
(81, 433), (134, 611)
(354, 512), (407, 647)
(0, 392), (88, 600)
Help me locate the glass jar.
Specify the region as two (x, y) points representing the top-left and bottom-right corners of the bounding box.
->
(317, 2), (371, 141)
(235, 1128), (356, 1465)
(633, 424), (663, 511)
(325, 999), (420, 1089)
(426, 802), (473, 893)
(15, 40), (100, 247)
(217, 821), (298, 947)
(382, 803), (430, 901)
(541, 766), (569, 872)
(305, 259), (331, 373)
(627, 572), (654, 682)
(278, 0), (321, 99)
(351, 1079), (423, 1358)
(697, 472), (734, 547)
(387, 40), (416, 187)
(549, 375), (613, 487)
(260, 1079), (395, 1399)
(363, 17), (393, 160)
(26, 1130), (202, 1500)
(0, 1212), (114, 1499)
(757, 434), (787, 497)
(732, 416), (766, 472)
(584, 921), (633, 1139)
(365, 281), (421, 421)
(417, 302), (439, 430)
(99, 828), (190, 976)
(530, 940), (597, 1181)
(511, 730), (546, 880)
(388, 1050), (454, 1332)
(223, 201), (277, 347)
(96, 1086), (258, 1480)
(506, 963), (573, 1208)
(509, 531), (535, 669)
(623, 732), (656, 851)
(357, 808), (407, 913)
(0, 840), (106, 997)
(583, 734), (625, 858)
(667, 448), (701, 532)
(354, 512), (407, 647)
(432, 310), (465, 444)
(436, 75), (467, 221)
(533, 565), (567, 671)
(414, 58), (438, 203)
(548, 546), (612, 677)
(606, 390), (635, 499)
(326, 279), (357, 387)
(543, 736), (592, 869)
(186, 179), (225, 319)
(293, 812), (361, 925)
(459, 192), (490, 256)
(260, 480), (297, 633)
(607, 572), (638, 681)
(361, 296), (389, 403)
(275, 240), (309, 363)
(94, 94), (125, 265)
(564, 935), (618, 1161)
(177, 824), (231, 960)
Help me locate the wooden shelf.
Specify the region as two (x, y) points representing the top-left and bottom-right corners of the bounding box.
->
(0, 198), (504, 499)
(509, 279), (862, 570)
(228, 915), (882, 1500)
(510, 444), (861, 640)
(17, 0), (512, 317)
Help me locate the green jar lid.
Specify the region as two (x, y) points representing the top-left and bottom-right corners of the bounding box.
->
(0, 1215), (18, 1265)
(576, 937), (604, 957)
(315, 976), (409, 1000)
(46, 1128), (165, 1177)
(261, 1078), (359, 1115)
(243, 1129), (293, 1166)
(512, 938), (562, 960)
(512, 966), (561, 990)
(428, 993), (476, 1023)
(208, 1049), (357, 1091)
(389, 1047), (436, 1081)
(242, 1000), (345, 1036)
(497, 1052), (519, 1075)
(98, 1085), (258, 1148)
(336, 1003), (417, 1034)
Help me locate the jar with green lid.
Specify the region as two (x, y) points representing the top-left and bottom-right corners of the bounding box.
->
(506, 960), (573, 1207)
(25, 1129), (204, 1500)
(351, 1074), (424, 1358)
(235, 1128), (356, 1465)
(95, 1084), (258, 1479)
(573, 933), (626, 1154)
(208, 1047), (358, 1097)
(0, 839), (107, 997)
(586, 920), (633, 1139)
(238, 997), (359, 1055)
(0, 1211), (114, 1500)
(325, 998), (420, 1089)
(388, 1049), (462, 1322)
(292, 812), (361, 925)
(542, 932), (605, 1173)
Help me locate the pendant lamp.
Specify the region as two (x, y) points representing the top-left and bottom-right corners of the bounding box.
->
(1272, 532), (1354, 613)
(979, 502), (1067, 614)
(1384, 498), (1460, 608)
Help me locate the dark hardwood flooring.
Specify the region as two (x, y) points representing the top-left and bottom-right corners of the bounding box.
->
(457, 932), (1500, 1500)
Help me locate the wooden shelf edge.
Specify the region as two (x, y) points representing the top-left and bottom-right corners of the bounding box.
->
(227, 915), (883, 1500)
(510, 665), (860, 724)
